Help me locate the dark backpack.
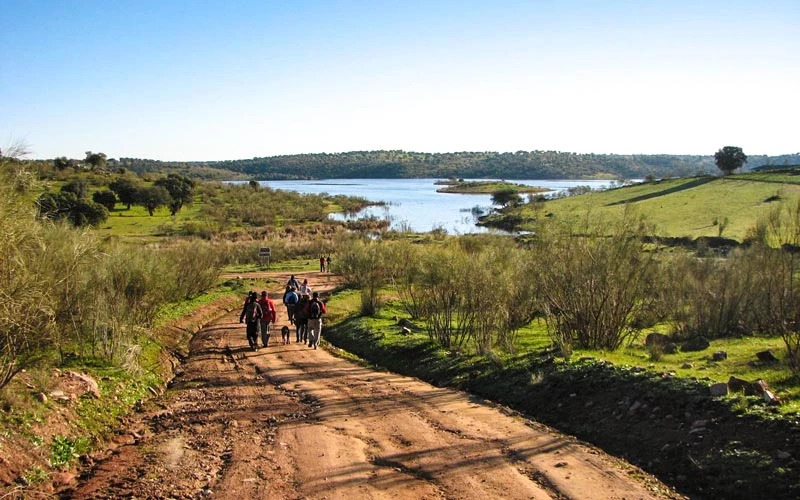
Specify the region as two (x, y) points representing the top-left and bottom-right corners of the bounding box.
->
(309, 300), (322, 319)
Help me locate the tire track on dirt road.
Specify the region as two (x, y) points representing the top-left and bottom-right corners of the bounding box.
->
(71, 271), (679, 499)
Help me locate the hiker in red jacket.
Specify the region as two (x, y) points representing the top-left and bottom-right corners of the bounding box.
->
(256, 291), (277, 347)
(305, 292), (327, 350)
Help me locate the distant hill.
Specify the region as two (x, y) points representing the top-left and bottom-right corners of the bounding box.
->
(105, 150), (800, 180)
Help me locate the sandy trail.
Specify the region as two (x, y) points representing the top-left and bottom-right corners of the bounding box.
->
(71, 271), (676, 499)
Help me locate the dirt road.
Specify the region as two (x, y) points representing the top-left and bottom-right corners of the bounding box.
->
(71, 272), (676, 499)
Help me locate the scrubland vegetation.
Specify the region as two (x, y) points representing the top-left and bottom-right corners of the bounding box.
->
(4, 149), (800, 498)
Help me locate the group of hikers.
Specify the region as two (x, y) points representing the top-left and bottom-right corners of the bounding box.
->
(239, 274), (327, 351)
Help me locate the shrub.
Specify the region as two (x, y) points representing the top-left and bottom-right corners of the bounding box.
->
(534, 213), (658, 350)
(92, 190), (117, 210)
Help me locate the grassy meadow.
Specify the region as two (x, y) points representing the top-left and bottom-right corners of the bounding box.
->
(510, 174), (800, 241)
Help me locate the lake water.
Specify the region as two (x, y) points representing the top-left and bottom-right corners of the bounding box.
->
(253, 178), (620, 234)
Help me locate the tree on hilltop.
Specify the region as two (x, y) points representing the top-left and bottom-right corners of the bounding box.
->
(84, 151), (107, 170)
(714, 146), (747, 176)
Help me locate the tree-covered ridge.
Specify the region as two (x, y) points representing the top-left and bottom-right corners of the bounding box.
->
(113, 151), (800, 180)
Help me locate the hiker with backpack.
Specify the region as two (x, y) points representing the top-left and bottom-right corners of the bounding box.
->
(283, 285), (299, 325)
(299, 278), (312, 297)
(294, 294), (310, 344)
(239, 291), (263, 351)
(256, 291), (276, 347)
(319, 255), (326, 272)
(305, 291), (327, 350)
(286, 274), (300, 290)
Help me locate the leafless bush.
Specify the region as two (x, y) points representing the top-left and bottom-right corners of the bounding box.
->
(667, 252), (754, 339)
(745, 201), (800, 371)
(534, 213), (658, 351)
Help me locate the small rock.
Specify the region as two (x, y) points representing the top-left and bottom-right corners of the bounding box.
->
(52, 471), (76, 487)
(762, 389), (782, 405)
(664, 343), (678, 354)
(777, 451), (791, 459)
(34, 392), (47, 403)
(756, 350), (779, 363)
(645, 332), (671, 346)
(400, 327), (411, 335)
(728, 376), (750, 393)
(681, 362), (693, 369)
(554, 462), (568, 468)
(681, 336), (710, 352)
(66, 371), (101, 399)
(712, 351), (728, 361)
(709, 383), (728, 397)
(691, 419), (708, 428)
(629, 401), (642, 413)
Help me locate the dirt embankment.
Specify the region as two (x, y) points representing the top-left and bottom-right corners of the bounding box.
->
(68, 272), (677, 499)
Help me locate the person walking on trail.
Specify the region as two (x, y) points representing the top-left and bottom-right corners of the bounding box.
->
(325, 255), (332, 273)
(299, 278), (312, 297)
(239, 291), (263, 351)
(319, 255), (326, 272)
(305, 291), (327, 350)
(286, 274), (300, 290)
(294, 294), (310, 344)
(283, 285), (299, 325)
(256, 291), (276, 347)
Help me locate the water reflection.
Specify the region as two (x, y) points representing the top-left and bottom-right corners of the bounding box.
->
(243, 178), (622, 234)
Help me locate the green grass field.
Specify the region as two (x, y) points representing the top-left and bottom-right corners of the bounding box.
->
(521, 175), (800, 241)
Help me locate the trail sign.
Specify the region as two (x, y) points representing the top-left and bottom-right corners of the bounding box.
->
(259, 247), (271, 257)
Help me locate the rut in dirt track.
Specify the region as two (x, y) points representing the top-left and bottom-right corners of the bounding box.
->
(70, 271), (677, 499)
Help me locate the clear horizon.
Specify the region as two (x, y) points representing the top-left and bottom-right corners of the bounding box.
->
(2, 0), (798, 161)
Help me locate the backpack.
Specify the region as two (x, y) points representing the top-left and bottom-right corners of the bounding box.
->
(309, 300), (322, 319)
(285, 291), (298, 305)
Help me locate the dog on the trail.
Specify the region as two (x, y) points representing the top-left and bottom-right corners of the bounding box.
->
(281, 325), (290, 345)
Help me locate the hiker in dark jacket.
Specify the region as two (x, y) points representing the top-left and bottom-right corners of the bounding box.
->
(294, 294), (310, 344)
(239, 291), (263, 351)
(305, 292), (327, 350)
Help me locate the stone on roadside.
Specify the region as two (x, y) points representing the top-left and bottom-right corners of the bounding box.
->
(681, 362), (693, 369)
(728, 376), (750, 393)
(712, 351), (728, 361)
(34, 392), (47, 403)
(756, 350), (779, 363)
(681, 336), (710, 352)
(645, 332), (670, 346)
(709, 383), (728, 397)
(66, 371), (101, 399)
(400, 327), (411, 335)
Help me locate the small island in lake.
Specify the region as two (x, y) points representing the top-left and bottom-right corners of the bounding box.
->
(435, 179), (551, 194)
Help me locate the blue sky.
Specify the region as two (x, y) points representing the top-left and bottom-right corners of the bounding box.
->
(1, 0), (798, 160)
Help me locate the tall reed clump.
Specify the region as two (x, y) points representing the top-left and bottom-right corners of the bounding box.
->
(336, 237), (389, 315)
(387, 236), (539, 354)
(666, 251), (754, 339)
(744, 201), (800, 372)
(0, 166), (54, 387)
(533, 213), (658, 353)
(0, 163), (226, 389)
